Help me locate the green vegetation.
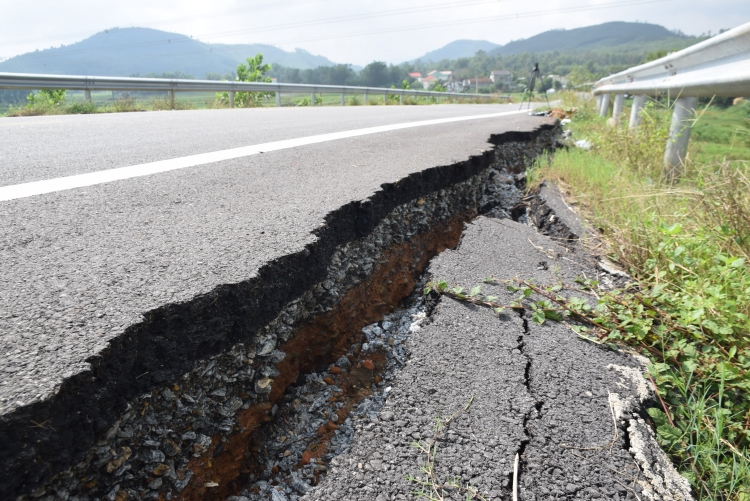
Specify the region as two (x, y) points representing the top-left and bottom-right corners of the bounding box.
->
(3, 92), (202, 116)
(267, 35), (701, 93)
(524, 94), (750, 500)
(27, 89), (67, 106)
(692, 101), (750, 164)
(406, 396), (487, 500)
(216, 54), (275, 108)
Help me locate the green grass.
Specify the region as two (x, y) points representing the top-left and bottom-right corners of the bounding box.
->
(530, 93), (750, 501)
(692, 102), (750, 164)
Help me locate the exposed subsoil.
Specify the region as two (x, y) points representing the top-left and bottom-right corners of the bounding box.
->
(177, 215), (468, 501)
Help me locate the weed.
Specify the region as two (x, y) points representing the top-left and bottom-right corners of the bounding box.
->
(6, 102), (60, 117)
(65, 101), (97, 114)
(406, 396), (488, 500)
(150, 98), (195, 111)
(105, 97), (144, 113)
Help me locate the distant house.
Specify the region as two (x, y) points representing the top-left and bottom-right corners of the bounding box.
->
(462, 77), (493, 91)
(423, 70), (457, 90)
(427, 70), (453, 82)
(489, 70), (512, 90)
(408, 72), (423, 81)
(421, 75), (436, 89)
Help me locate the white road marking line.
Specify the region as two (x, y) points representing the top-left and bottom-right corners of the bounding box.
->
(0, 110), (528, 202)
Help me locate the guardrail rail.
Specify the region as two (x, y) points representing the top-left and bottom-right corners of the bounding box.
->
(593, 21), (750, 179)
(0, 72), (501, 108)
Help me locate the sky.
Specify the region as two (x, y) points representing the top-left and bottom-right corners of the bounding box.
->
(1, 0), (748, 66)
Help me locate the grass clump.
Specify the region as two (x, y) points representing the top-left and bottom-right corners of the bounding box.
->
(406, 396), (488, 500)
(528, 93), (750, 500)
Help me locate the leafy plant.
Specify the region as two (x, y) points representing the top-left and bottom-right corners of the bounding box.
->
(26, 89), (67, 106)
(216, 53), (274, 107)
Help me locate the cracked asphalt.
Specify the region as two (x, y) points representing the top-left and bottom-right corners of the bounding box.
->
(304, 215), (693, 501)
(0, 105), (547, 415)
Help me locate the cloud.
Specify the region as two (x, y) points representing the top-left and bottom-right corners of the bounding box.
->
(1, 0), (748, 65)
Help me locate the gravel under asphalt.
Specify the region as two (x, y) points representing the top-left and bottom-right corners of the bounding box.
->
(303, 216), (692, 501)
(0, 105), (548, 416)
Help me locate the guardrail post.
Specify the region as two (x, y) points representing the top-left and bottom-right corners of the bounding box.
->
(276, 92), (281, 107)
(84, 89), (91, 102)
(664, 96), (698, 182)
(400, 94), (403, 105)
(341, 93), (345, 106)
(383, 93), (387, 105)
(364, 92), (368, 105)
(598, 93), (610, 117)
(612, 94), (625, 121)
(311, 92), (315, 106)
(629, 95), (646, 128)
(168, 90), (175, 110)
(228, 91), (235, 108)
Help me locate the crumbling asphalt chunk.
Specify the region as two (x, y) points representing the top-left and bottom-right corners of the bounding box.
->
(526, 181), (589, 248)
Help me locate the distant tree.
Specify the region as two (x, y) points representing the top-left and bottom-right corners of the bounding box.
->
(567, 65), (595, 87)
(205, 72), (235, 81)
(645, 50), (668, 62)
(361, 61), (389, 87)
(328, 64), (355, 85)
(539, 76), (553, 92)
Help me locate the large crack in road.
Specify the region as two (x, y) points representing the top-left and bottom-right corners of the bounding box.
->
(3, 119), (693, 501)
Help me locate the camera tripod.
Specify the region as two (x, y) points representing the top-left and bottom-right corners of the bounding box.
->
(519, 63), (550, 111)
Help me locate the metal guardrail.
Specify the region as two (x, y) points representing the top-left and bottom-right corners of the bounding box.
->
(0, 72), (496, 107)
(591, 21), (750, 179)
(593, 23), (750, 98)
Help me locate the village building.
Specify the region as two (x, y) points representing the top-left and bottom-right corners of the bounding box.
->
(489, 70), (512, 90)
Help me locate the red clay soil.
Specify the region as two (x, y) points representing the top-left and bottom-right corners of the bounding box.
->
(176, 210), (473, 500)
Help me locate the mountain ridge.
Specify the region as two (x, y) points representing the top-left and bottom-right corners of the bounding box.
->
(406, 21), (693, 63)
(0, 27), (341, 77)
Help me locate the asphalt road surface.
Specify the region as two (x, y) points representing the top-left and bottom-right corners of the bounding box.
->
(0, 104), (547, 416)
(0, 104), (694, 501)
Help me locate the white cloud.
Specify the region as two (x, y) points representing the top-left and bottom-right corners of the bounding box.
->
(1, 0), (748, 65)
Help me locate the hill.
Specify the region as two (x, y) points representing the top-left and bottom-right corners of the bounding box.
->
(407, 22), (694, 64)
(492, 21), (690, 55)
(0, 27), (340, 77)
(410, 40), (500, 63)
